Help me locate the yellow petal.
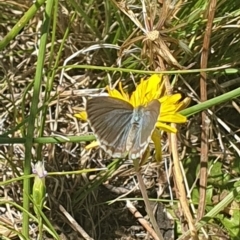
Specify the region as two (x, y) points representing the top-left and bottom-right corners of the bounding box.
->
(130, 74), (163, 107)
(144, 74), (163, 99)
(159, 94), (182, 104)
(161, 104), (179, 113)
(106, 86), (127, 102)
(159, 94), (188, 118)
(151, 129), (162, 162)
(118, 82), (130, 100)
(85, 141), (99, 150)
(160, 113), (187, 123)
(175, 97), (191, 111)
(156, 122), (177, 133)
(75, 112), (87, 121)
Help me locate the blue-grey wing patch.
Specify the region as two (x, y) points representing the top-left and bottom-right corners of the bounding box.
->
(128, 99), (160, 159)
(86, 96), (133, 158)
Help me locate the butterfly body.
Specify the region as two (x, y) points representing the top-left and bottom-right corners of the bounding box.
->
(86, 96), (160, 159)
(126, 106), (145, 152)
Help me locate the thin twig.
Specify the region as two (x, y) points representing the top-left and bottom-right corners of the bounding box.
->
(133, 159), (164, 240)
(126, 200), (160, 240)
(59, 204), (94, 240)
(198, 0), (217, 221)
(170, 128), (199, 240)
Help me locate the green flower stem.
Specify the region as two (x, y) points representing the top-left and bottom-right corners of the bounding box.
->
(60, 64), (229, 74)
(180, 87), (240, 117)
(23, 1), (54, 237)
(32, 162), (46, 240)
(0, 135), (96, 144)
(0, 0), (46, 50)
(0, 168), (105, 187)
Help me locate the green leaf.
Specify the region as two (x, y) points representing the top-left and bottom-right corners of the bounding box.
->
(225, 68), (239, 74)
(208, 161), (229, 187)
(218, 202), (240, 239)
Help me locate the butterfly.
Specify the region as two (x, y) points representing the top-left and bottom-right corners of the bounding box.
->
(86, 96), (160, 159)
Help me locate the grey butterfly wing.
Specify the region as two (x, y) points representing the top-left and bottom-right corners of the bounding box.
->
(86, 96), (134, 157)
(129, 99), (160, 159)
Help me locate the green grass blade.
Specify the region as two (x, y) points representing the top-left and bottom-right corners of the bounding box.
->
(22, 1), (54, 237)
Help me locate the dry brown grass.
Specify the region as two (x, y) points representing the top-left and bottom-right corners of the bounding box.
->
(0, 0), (240, 239)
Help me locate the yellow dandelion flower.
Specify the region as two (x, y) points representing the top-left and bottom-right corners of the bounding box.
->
(76, 74), (188, 160)
(103, 74), (186, 133)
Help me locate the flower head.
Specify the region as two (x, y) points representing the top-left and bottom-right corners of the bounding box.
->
(75, 74), (188, 160)
(105, 74), (187, 133)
